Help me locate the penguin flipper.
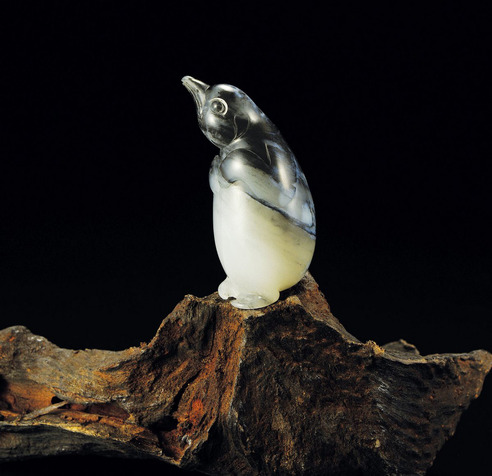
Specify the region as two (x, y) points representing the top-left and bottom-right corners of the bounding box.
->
(219, 149), (295, 209)
(220, 148), (271, 178)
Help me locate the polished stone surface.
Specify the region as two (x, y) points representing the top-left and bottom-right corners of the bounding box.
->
(183, 76), (315, 308)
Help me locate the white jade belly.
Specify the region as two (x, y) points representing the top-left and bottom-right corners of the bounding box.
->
(213, 183), (315, 299)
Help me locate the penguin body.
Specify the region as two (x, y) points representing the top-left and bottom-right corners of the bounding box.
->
(183, 76), (315, 309)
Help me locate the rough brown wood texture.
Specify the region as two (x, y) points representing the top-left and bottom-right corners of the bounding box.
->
(0, 273), (490, 475)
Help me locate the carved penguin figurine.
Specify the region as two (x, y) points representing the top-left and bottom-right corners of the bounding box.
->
(182, 76), (316, 309)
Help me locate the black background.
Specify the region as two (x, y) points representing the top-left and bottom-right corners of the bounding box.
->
(1, 2), (490, 475)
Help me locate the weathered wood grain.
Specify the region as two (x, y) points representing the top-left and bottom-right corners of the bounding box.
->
(1, 274), (490, 475)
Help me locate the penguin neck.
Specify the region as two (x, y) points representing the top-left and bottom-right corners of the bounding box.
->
(221, 119), (279, 157)
(221, 137), (247, 156)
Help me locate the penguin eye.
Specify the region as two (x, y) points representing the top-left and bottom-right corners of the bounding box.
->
(210, 98), (228, 116)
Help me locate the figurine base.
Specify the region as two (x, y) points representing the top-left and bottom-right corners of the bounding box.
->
(0, 273), (491, 475)
(218, 278), (279, 309)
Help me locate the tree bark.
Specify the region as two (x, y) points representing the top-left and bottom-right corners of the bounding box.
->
(0, 273), (490, 475)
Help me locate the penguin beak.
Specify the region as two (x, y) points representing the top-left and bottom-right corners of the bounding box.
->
(182, 76), (210, 113)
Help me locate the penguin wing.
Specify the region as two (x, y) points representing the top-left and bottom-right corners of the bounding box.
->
(220, 148), (295, 209)
(221, 148), (271, 177)
(218, 148), (315, 234)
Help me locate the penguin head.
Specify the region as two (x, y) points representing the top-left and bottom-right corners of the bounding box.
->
(182, 76), (265, 149)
